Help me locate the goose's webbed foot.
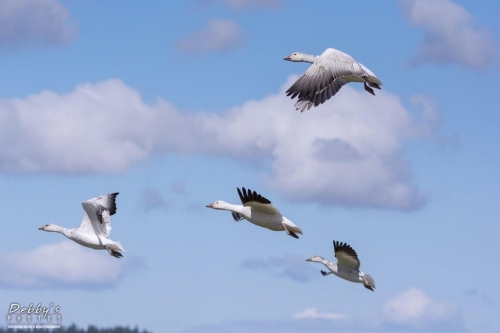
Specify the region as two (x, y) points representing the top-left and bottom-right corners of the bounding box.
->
(282, 223), (299, 239)
(105, 245), (123, 259)
(364, 82), (375, 95)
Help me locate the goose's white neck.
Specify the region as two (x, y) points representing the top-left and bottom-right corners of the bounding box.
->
(326, 261), (338, 274)
(224, 203), (251, 217)
(46, 224), (72, 238)
(316, 258), (337, 272)
(311, 256), (338, 273)
(298, 53), (318, 63)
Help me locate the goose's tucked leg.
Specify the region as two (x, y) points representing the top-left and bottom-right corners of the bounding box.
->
(231, 212), (244, 222)
(363, 284), (375, 291)
(321, 270), (332, 276)
(364, 82), (375, 95)
(111, 250), (123, 258)
(282, 223), (299, 239)
(105, 245), (123, 259)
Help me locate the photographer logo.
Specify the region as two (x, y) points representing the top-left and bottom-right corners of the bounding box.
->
(5, 302), (62, 329)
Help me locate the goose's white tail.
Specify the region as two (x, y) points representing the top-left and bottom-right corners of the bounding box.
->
(283, 218), (303, 235)
(110, 241), (126, 252)
(363, 274), (375, 291)
(288, 225), (303, 235)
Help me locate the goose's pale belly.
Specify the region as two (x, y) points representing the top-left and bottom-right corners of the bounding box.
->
(245, 211), (284, 231)
(344, 75), (365, 83)
(68, 231), (108, 250)
(331, 265), (362, 283)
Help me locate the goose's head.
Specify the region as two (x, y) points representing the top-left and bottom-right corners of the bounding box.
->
(283, 52), (305, 62)
(206, 200), (229, 210)
(306, 255), (325, 263)
(38, 223), (57, 232)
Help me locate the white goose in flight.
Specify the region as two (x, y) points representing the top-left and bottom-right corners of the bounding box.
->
(39, 193), (125, 258)
(306, 240), (375, 291)
(206, 187), (303, 239)
(284, 48), (382, 112)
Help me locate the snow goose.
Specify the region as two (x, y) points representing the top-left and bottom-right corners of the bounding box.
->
(39, 193), (125, 258)
(206, 187), (303, 239)
(306, 240), (375, 291)
(283, 48), (382, 112)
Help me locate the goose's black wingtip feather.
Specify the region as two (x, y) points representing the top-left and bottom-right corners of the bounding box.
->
(236, 187), (272, 205)
(237, 187), (244, 203)
(333, 240), (359, 257)
(106, 192), (119, 216)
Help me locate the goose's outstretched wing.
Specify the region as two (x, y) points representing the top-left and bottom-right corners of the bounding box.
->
(237, 187), (281, 216)
(333, 240), (361, 270)
(287, 48), (380, 111)
(293, 78), (348, 112)
(78, 193), (119, 237)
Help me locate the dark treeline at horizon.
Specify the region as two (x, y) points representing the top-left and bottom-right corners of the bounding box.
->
(0, 324), (151, 333)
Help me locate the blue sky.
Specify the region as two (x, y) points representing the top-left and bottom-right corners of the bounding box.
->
(0, 0), (498, 332)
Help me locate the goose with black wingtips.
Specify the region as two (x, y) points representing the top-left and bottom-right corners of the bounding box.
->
(39, 193), (125, 258)
(284, 47), (382, 112)
(306, 240), (375, 291)
(206, 187), (303, 239)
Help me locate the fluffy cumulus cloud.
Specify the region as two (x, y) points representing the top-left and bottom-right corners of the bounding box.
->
(293, 308), (346, 321)
(0, 241), (136, 290)
(176, 18), (244, 53)
(401, 0), (499, 68)
(0, 80), (151, 174)
(0, 78), (436, 210)
(183, 288), (465, 333)
(381, 288), (463, 330)
(241, 254), (318, 283)
(0, 0), (77, 49)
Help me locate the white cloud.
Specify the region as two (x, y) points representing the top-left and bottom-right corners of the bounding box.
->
(0, 0), (77, 49)
(381, 288), (462, 329)
(0, 80), (152, 174)
(241, 254), (318, 283)
(176, 18), (244, 53)
(220, 0), (281, 11)
(0, 241), (127, 290)
(183, 288), (464, 333)
(293, 308), (346, 321)
(0, 77), (436, 210)
(182, 77), (434, 210)
(401, 0), (498, 68)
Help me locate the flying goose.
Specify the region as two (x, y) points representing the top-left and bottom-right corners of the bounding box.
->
(306, 240), (375, 291)
(39, 193), (125, 258)
(206, 187), (303, 239)
(283, 48), (382, 112)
